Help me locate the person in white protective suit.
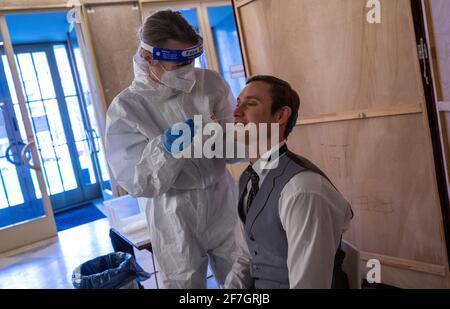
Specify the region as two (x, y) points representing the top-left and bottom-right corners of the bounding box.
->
(105, 10), (238, 288)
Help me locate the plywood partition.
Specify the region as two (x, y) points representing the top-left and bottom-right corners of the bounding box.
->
(290, 115), (446, 266)
(83, 2), (141, 108)
(0, 0), (68, 11)
(234, 0), (450, 287)
(0, 0), (142, 11)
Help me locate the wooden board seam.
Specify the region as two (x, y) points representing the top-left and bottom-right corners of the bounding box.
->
(234, 0), (256, 8)
(0, 5), (69, 13)
(360, 251), (448, 276)
(297, 104), (423, 126)
(84, 0), (139, 7)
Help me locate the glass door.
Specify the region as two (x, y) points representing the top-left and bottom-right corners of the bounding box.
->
(0, 56), (44, 228)
(205, 4), (246, 98)
(67, 21), (111, 196)
(0, 16), (56, 252)
(1, 43), (103, 212)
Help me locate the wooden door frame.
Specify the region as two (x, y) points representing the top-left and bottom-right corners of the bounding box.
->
(410, 0), (450, 267)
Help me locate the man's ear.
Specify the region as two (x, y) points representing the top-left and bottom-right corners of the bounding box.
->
(276, 106), (292, 126)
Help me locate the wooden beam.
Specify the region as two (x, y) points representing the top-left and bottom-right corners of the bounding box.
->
(197, 3), (220, 73)
(234, 0), (256, 8)
(233, 0), (251, 77)
(360, 251), (448, 277)
(83, 0), (140, 7)
(297, 104), (423, 126)
(78, 5), (108, 139)
(0, 5), (68, 14)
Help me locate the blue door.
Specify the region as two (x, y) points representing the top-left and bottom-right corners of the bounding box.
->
(0, 57), (46, 228)
(0, 43), (102, 214)
(67, 26), (111, 195)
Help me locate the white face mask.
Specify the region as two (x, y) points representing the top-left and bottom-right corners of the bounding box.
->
(151, 62), (196, 93)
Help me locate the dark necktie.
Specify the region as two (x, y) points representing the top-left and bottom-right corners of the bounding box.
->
(244, 165), (260, 216)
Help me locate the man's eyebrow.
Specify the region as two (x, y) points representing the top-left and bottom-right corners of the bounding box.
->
(243, 95), (262, 102)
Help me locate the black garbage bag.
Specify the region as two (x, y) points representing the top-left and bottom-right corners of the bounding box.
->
(72, 252), (151, 289)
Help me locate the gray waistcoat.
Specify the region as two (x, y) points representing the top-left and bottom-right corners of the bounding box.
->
(238, 145), (347, 289)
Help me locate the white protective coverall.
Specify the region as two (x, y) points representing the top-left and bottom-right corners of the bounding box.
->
(105, 56), (238, 288)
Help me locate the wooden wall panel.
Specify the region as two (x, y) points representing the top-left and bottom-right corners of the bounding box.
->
(289, 114), (445, 266)
(238, 0), (425, 117)
(85, 3), (141, 108)
(235, 0), (449, 286)
(235, 1), (273, 75)
(360, 261), (450, 288)
(0, 0), (137, 10)
(0, 0), (67, 10)
(84, 0), (139, 3)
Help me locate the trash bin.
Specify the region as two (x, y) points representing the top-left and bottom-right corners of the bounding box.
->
(72, 252), (151, 289)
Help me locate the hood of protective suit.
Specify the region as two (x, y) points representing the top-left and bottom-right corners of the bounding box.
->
(130, 53), (181, 101)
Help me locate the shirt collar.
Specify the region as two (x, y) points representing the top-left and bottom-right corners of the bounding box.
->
(251, 141), (286, 177)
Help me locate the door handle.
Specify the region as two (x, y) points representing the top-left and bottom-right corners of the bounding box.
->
(21, 141), (40, 170)
(86, 129), (100, 154)
(91, 129), (100, 154)
(85, 129), (99, 155)
(85, 129), (93, 155)
(5, 141), (24, 166)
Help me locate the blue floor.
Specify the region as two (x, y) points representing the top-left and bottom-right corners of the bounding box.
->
(54, 203), (106, 232)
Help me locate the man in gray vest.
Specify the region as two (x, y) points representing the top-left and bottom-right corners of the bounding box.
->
(224, 75), (353, 289)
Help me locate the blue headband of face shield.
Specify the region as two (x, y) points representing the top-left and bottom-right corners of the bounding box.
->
(140, 38), (204, 62)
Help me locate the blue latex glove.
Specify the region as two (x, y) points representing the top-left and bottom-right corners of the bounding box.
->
(163, 119), (195, 154)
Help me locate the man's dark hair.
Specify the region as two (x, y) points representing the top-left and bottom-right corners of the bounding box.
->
(139, 10), (200, 48)
(246, 75), (300, 138)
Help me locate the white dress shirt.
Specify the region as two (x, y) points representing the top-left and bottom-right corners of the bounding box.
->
(225, 143), (353, 289)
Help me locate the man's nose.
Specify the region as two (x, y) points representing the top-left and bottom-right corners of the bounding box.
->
(233, 105), (243, 120)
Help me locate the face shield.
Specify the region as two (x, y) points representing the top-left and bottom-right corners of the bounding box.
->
(140, 37), (204, 63)
(140, 38), (204, 93)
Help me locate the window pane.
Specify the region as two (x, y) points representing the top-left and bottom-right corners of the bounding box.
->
(30, 169), (42, 200)
(0, 114), (8, 155)
(96, 145), (110, 182)
(2, 55), (19, 104)
(13, 104), (27, 141)
(53, 45), (77, 96)
(42, 99), (67, 146)
(74, 49), (90, 97)
(177, 8), (208, 69)
(65, 96), (85, 142)
(207, 5), (246, 98)
(16, 53), (41, 102)
(42, 150), (63, 195)
(76, 141), (96, 185)
(0, 157), (25, 206)
(66, 95), (97, 185)
(32, 52), (56, 100)
(55, 145), (77, 191)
